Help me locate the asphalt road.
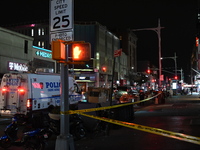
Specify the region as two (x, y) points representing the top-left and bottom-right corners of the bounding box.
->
(1, 93), (200, 150)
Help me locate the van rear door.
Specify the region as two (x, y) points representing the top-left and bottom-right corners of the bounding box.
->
(0, 73), (25, 115)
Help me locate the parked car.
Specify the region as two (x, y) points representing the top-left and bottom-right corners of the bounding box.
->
(128, 90), (139, 96)
(114, 90), (138, 103)
(114, 90), (128, 100)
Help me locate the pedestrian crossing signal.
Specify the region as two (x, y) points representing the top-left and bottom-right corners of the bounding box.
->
(72, 43), (91, 61)
(51, 40), (66, 60)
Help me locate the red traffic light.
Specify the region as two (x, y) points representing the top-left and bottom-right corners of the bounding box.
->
(72, 43), (91, 61)
(174, 76), (178, 80)
(147, 69), (151, 74)
(102, 66), (106, 72)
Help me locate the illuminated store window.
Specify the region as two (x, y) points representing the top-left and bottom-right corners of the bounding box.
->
(42, 28), (44, 35)
(38, 28), (41, 36)
(42, 41), (44, 48)
(38, 41), (41, 47)
(31, 29), (34, 36)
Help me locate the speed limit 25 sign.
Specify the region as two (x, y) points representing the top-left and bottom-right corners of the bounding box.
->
(50, 0), (73, 40)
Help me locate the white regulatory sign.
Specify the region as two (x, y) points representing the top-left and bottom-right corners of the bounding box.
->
(50, 31), (73, 42)
(50, 0), (73, 34)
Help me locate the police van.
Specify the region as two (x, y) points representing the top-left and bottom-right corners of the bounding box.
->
(0, 72), (82, 116)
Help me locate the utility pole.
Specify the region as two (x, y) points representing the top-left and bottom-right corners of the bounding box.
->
(174, 52), (177, 78)
(131, 18), (164, 89)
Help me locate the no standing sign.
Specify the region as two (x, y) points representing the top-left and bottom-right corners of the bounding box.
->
(50, 0), (74, 41)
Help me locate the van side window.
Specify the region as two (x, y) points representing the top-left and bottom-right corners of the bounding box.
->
(40, 82), (44, 89)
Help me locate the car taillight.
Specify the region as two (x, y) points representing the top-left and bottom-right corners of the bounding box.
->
(27, 99), (32, 110)
(1, 86), (9, 95)
(18, 86), (25, 95)
(2, 87), (7, 92)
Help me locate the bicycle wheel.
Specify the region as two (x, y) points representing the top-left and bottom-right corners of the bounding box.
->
(0, 138), (12, 148)
(23, 136), (45, 150)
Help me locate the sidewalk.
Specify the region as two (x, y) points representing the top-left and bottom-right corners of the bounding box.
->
(134, 92), (200, 112)
(167, 92), (200, 101)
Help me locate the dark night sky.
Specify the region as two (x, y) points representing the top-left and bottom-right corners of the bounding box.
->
(0, 0), (199, 82)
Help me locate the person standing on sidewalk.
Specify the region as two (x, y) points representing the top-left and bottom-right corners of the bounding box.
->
(139, 90), (145, 106)
(190, 87), (193, 95)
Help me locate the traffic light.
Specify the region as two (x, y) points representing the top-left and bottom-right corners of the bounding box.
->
(51, 40), (66, 60)
(147, 69), (151, 74)
(174, 76), (178, 80)
(102, 66), (106, 72)
(196, 37), (199, 47)
(72, 43), (91, 61)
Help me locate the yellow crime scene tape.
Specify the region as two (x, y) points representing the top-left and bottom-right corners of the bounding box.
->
(79, 112), (200, 145)
(61, 93), (160, 115)
(60, 93), (200, 145)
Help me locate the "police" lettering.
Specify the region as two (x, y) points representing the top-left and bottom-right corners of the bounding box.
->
(45, 82), (60, 88)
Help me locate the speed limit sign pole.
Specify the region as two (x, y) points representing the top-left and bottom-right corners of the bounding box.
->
(50, 0), (75, 150)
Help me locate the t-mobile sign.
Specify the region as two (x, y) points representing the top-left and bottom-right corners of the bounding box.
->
(8, 61), (28, 72)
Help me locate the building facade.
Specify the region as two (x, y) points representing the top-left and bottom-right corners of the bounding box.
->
(73, 22), (121, 90)
(0, 26), (57, 77)
(3, 21), (134, 90)
(0, 27), (33, 77)
(6, 21), (50, 50)
(114, 29), (138, 85)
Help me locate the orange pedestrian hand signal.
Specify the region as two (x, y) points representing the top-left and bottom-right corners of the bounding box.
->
(73, 46), (82, 59)
(72, 43), (91, 61)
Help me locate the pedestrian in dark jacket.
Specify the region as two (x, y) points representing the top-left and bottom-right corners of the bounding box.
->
(139, 90), (145, 106)
(190, 87), (193, 95)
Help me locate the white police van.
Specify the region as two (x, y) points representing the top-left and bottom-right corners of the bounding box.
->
(0, 72), (82, 116)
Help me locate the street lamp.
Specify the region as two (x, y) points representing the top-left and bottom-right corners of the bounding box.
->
(161, 52), (178, 79)
(131, 18), (164, 88)
(177, 68), (183, 82)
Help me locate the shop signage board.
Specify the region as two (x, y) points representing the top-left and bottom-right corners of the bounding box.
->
(114, 49), (122, 57)
(8, 62), (28, 72)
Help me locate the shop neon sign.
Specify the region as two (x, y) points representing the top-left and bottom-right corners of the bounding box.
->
(8, 61), (28, 72)
(35, 51), (52, 58)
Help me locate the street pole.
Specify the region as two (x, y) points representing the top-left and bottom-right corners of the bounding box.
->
(158, 19), (162, 89)
(174, 52), (177, 95)
(161, 52), (178, 79)
(177, 68), (183, 82)
(110, 57), (115, 106)
(55, 44), (75, 150)
(131, 18), (164, 89)
(161, 52), (178, 95)
(174, 52), (177, 78)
